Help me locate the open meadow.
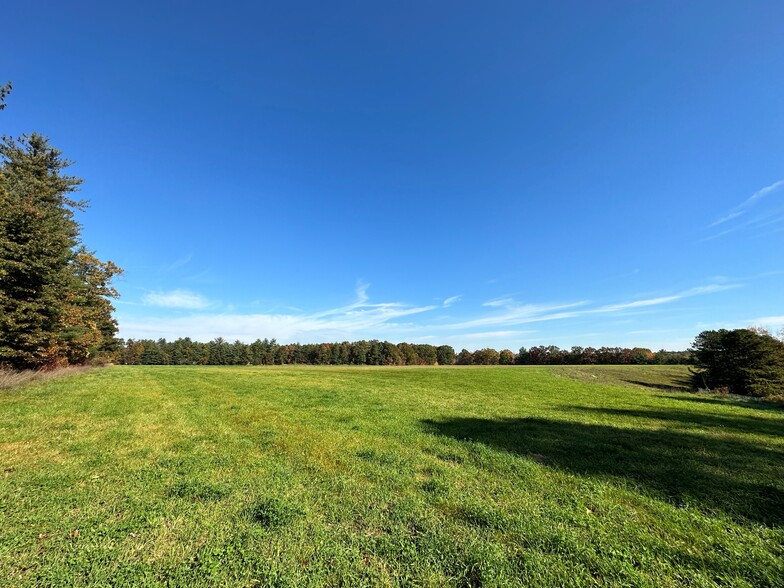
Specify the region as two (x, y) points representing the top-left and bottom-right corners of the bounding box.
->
(1, 365), (782, 587)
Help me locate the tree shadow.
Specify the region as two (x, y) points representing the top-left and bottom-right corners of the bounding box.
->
(563, 406), (784, 438)
(423, 416), (784, 527)
(661, 394), (784, 412)
(622, 377), (693, 392)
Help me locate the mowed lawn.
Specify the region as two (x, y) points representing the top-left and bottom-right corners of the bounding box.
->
(1, 366), (782, 587)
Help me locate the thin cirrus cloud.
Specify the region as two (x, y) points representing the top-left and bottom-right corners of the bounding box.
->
(120, 282), (738, 347)
(703, 179), (784, 240)
(141, 289), (212, 310)
(459, 330), (534, 340)
(593, 284), (734, 313)
(693, 315), (784, 333)
(749, 315), (784, 328)
(450, 300), (590, 330)
(442, 295), (462, 307)
(124, 284), (436, 343)
(163, 253), (193, 272)
(442, 284), (738, 331)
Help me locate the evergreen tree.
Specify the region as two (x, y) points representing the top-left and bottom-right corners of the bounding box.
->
(0, 81), (11, 110)
(138, 340), (164, 365)
(691, 329), (784, 397)
(0, 134), (121, 368)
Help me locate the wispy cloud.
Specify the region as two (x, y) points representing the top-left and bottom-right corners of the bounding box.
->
(595, 284), (734, 313)
(597, 295), (682, 312)
(306, 283), (434, 323)
(626, 327), (693, 336)
(443, 295), (462, 307)
(749, 316), (784, 328)
(354, 281), (369, 304)
(141, 289), (212, 309)
(125, 284), (437, 342)
(120, 281), (741, 349)
(448, 301), (589, 330)
(708, 210), (744, 228)
(164, 254), (193, 272)
(183, 269), (213, 283)
(460, 330), (533, 340)
(482, 297), (515, 308)
(443, 284), (737, 331)
(740, 179), (784, 209)
(692, 315), (784, 335)
(700, 209), (784, 243)
(705, 179), (784, 239)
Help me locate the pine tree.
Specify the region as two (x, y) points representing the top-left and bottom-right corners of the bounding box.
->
(0, 134), (122, 369)
(691, 328), (784, 397)
(0, 81), (11, 110)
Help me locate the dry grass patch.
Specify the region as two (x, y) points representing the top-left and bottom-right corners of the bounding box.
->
(0, 366), (90, 390)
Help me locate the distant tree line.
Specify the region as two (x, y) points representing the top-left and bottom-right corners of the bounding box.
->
(117, 338), (691, 366)
(118, 338), (455, 366)
(462, 346), (690, 365)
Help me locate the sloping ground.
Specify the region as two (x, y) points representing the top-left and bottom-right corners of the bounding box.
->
(548, 364), (693, 391)
(1, 365), (782, 587)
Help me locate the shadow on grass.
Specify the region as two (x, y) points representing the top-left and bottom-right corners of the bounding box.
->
(423, 416), (784, 527)
(563, 406), (784, 438)
(622, 377), (693, 392)
(662, 394), (784, 411)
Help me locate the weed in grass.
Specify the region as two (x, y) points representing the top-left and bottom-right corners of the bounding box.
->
(422, 478), (450, 495)
(455, 501), (506, 530)
(250, 498), (304, 529)
(355, 448), (378, 461)
(166, 480), (229, 502)
(434, 450), (464, 464)
(356, 448), (402, 467)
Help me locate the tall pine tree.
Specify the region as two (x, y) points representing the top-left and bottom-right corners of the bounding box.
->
(0, 134), (122, 369)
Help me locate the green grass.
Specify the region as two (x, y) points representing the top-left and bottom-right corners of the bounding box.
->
(549, 364), (694, 391)
(1, 365), (782, 587)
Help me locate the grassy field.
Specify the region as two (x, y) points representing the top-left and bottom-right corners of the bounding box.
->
(1, 365), (782, 587)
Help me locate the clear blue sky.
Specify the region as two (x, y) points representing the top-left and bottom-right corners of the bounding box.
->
(3, 1), (783, 350)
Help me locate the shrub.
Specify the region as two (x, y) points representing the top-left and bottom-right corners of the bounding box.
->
(690, 329), (784, 398)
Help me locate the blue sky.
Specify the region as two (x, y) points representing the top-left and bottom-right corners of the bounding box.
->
(3, 1), (783, 351)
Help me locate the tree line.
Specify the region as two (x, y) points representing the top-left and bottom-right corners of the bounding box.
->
(117, 338), (691, 366)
